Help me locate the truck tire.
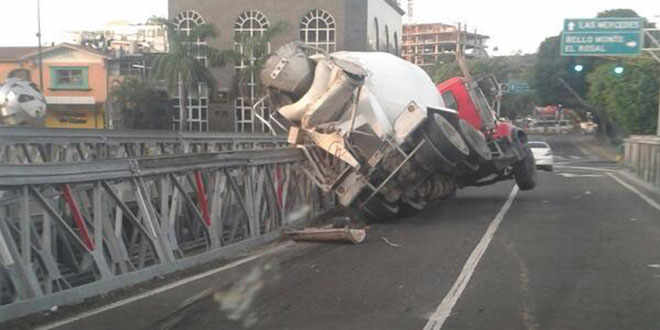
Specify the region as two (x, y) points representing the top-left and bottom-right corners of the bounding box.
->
(513, 146), (537, 190)
(456, 119), (492, 163)
(423, 113), (470, 164)
(357, 195), (400, 221)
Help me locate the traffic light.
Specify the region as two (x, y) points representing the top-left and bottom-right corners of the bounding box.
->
(569, 57), (585, 73)
(613, 64), (624, 75)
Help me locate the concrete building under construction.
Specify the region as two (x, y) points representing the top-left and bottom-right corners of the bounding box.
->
(401, 22), (489, 69)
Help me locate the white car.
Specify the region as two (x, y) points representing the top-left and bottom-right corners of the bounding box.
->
(528, 141), (553, 171)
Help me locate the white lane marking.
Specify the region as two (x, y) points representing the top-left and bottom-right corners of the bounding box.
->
(607, 173), (660, 213)
(423, 185), (520, 330)
(569, 155), (582, 160)
(648, 264), (660, 268)
(36, 241), (295, 330)
(556, 173), (604, 178)
(555, 165), (616, 173)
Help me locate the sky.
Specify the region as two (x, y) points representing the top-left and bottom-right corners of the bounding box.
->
(1, 0), (658, 54)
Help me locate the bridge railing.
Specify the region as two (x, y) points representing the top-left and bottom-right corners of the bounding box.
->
(0, 127), (288, 164)
(0, 148), (333, 322)
(624, 135), (660, 187)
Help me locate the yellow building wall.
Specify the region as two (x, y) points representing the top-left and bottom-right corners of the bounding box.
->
(2, 46), (108, 129)
(44, 106), (105, 129)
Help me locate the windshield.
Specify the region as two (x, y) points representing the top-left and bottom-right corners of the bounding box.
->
(467, 83), (496, 130)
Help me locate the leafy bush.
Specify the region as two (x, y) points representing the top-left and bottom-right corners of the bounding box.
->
(111, 78), (174, 130)
(587, 58), (659, 135)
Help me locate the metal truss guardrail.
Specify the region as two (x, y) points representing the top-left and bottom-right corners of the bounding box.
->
(0, 148), (333, 322)
(0, 127), (288, 164)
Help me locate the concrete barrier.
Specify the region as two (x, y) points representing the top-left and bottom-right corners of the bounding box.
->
(624, 135), (660, 187)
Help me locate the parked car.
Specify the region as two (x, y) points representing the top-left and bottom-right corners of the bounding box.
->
(529, 141), (553, 171)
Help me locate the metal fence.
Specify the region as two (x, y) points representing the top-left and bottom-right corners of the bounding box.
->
(0, 148), (332, 322)
(0, 127), (288, 164)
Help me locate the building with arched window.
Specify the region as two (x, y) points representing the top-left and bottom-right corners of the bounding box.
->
(300, 9), (337, 54)
(169, 0), (404, 133)
(171, 10), (210, 132)
(233, 10), (271, 133)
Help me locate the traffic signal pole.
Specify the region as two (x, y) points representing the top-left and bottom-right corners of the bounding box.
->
(643, 29), (660, 136)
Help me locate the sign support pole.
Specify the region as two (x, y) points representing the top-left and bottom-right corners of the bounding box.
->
(642, 29), (660, 136)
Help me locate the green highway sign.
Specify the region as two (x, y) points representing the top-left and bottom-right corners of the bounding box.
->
(560, 18), (644, 56)
(503, 81), (531, 94)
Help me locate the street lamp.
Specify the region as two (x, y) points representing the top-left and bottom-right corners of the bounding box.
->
(36, 0), (44, 91)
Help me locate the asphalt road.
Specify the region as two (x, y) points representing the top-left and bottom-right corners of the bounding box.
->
(32, 135), (660, 330)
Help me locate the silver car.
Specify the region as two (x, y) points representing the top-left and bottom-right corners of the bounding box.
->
(529, 141), (553, 171)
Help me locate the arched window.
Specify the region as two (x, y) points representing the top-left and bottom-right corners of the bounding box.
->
(385, 25), (390, 52)
(234, 10), (271, 133)
(173, 10), (209, 132)
(174, 10), (206, 35)
(234, 10), (270, 38)
(374, 18), (380, 51)
(300, 9), (336, 53)
(394, 32), (399, 56)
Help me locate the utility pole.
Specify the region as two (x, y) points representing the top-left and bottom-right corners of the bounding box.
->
(36, 0), (44, 91)
(642, 29), (660, 136)
(455, 23), (472, 82)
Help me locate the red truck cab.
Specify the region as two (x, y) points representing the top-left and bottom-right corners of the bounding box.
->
(435, 76), (536, 190)
(436, 77), (516, 141)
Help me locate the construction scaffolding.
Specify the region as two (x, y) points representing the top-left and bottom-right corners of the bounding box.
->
(401, 22), (489, 68)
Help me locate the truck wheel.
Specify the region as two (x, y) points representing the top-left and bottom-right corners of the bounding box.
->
(423, 113), (470, 163)
(457, 119), (492, 163)
(513, 146), (537, 190)
(357, 195), (400, 221)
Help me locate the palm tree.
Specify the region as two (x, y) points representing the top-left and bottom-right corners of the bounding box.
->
(151, 18), (229, 131)
(111, 78), (173, 129)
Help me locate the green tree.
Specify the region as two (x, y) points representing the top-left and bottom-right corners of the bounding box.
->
(586, 58), (659, 135)
(500, 93), (536, 119)
(111, 78), (173, 129)
(431, 55), (537, 119)
(151, 18), (229, 131)
(532, 36), (590, 108)
(432, 55), (535, 84)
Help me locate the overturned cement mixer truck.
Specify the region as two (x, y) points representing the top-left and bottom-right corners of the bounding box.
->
(261, 42), (536, 218)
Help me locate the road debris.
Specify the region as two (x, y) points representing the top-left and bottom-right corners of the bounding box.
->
(381, 237), (402, 248)
(286, 227), (366, 244)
